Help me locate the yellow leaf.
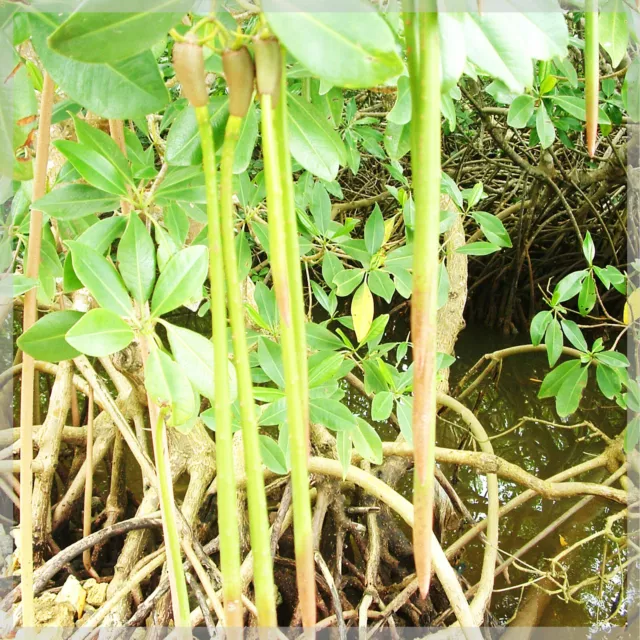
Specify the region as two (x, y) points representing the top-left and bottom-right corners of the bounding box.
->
(540, 75), (557, 95)
(383, 215), (396, 244)
(559, 535), (568, 547)
(352, 281), (374, 343)
(623, 288), (640, 325)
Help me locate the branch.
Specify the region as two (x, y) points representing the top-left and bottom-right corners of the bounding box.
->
(307, 457), (482, 635)
(377, 443), (628, 504)
(1, 516), (162, 612)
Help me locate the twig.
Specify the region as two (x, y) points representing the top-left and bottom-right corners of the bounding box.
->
(182, 538), (226, 624)
(82, 389), (99, 579)
(315, 551), (347, 640)
(2, 516), (162, 613)
(186, 572), (216, 638)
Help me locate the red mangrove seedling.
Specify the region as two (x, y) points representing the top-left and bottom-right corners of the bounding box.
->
(220, 45), (279, 629)
(254, 35), (316, 631)
(402, 1), (441, 599)
(173, 34), (244, 631)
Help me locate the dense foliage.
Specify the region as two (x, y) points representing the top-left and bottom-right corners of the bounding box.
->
(1, 0), (636, 633)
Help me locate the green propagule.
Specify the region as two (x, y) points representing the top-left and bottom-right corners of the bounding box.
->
(173, 27), (316, 632)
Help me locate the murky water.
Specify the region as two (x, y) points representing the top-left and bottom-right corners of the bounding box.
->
(346, 323), (628, 628)
(447, 327), (627, 628)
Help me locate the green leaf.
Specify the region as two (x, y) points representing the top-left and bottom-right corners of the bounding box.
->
(437, 261), (449, 310)
(308, 352), (344, 388)
(63, 253), (83, 293)
(555, 55), (578, 88)
(507, 94), (535, 129)
(310, 183), (331, 237)
(544, 317), (563, 367)
(117, 212), (156, 304)
(352, 417), (383, 465)
(530, 310), (552, 346)
(265, 4), (403, 89)
(30, 13), (170, 120)
(535, 102), (555, 149)
(235, 231), (252, 281)
(12, 275), (39, 297)
(550, 95), (612, 125)
(306, 323), (344, 352)
(54, 140), (128, 196)
(153, 167), (207, 205)
(311, 281), (335, 316)
(596, 364), (622, 400)
(336, 430), (352, 479)
(582, 230), (595, 265)
(456, 241), (501, 256)
(624, 415), (640, 453)
(254, 282), (278, 331)
(166, 99), (229, 166)
(322, 252), (344, 289)
(48, 3), (185, 63)
(578, 275), (596, 316)
(334, 269), (364, 296)
(34, 184), (119, 219)
(65, 308), (134, 357)
(259, 398), (288, 427)
(387, 75), (411, 125)
(437, 352), (455, 371)
(551, 270), (587, 306)
(538, 358), (582, 398)
(599, 3), (629, 69)
(287, 92), (347, 181)
(556, 364), (588, 417)
(309, 398), (356, 431)
(363, 313), (389, 349)
(595, 350), (630, 369)
(352, 281), (374, 344)
(396, 396), (413, 445)
(539, 74), (557, 95)
(72, 113), (133, 180)
(463, 10), (568, 93)
(166, 322), (236, 402)
(151, 246), (208, 317)
(144, 347), (196, 427)
(259, 435), (287, 474)
(560, 319), (588, 352)
(17, 310), (83, 362)
(383, 121), (411, 161)
(364, 204), (384, 255)
(371, 390), (393, 422)
(77, 216), (126, 255)
(368, 270), (395, 304)
(257, 337), (285, 388)
(233, 102), (258, 175)
(439, 13), (466, 93)
(472, 211), (512, 248)
(67, 241), (133, 317)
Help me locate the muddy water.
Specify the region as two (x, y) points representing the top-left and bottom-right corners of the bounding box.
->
(347, 324), (628, 629)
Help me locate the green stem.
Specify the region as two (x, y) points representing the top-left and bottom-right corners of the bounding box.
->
(195, 104), (244, 630)
(152, 407), (191, 629)
(274, 54), (310, 446)
(585, 0), (599, 158)
(219, 114), (278, 628)
(404, 3), (440, 599)
(260, 93), (316, 629)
